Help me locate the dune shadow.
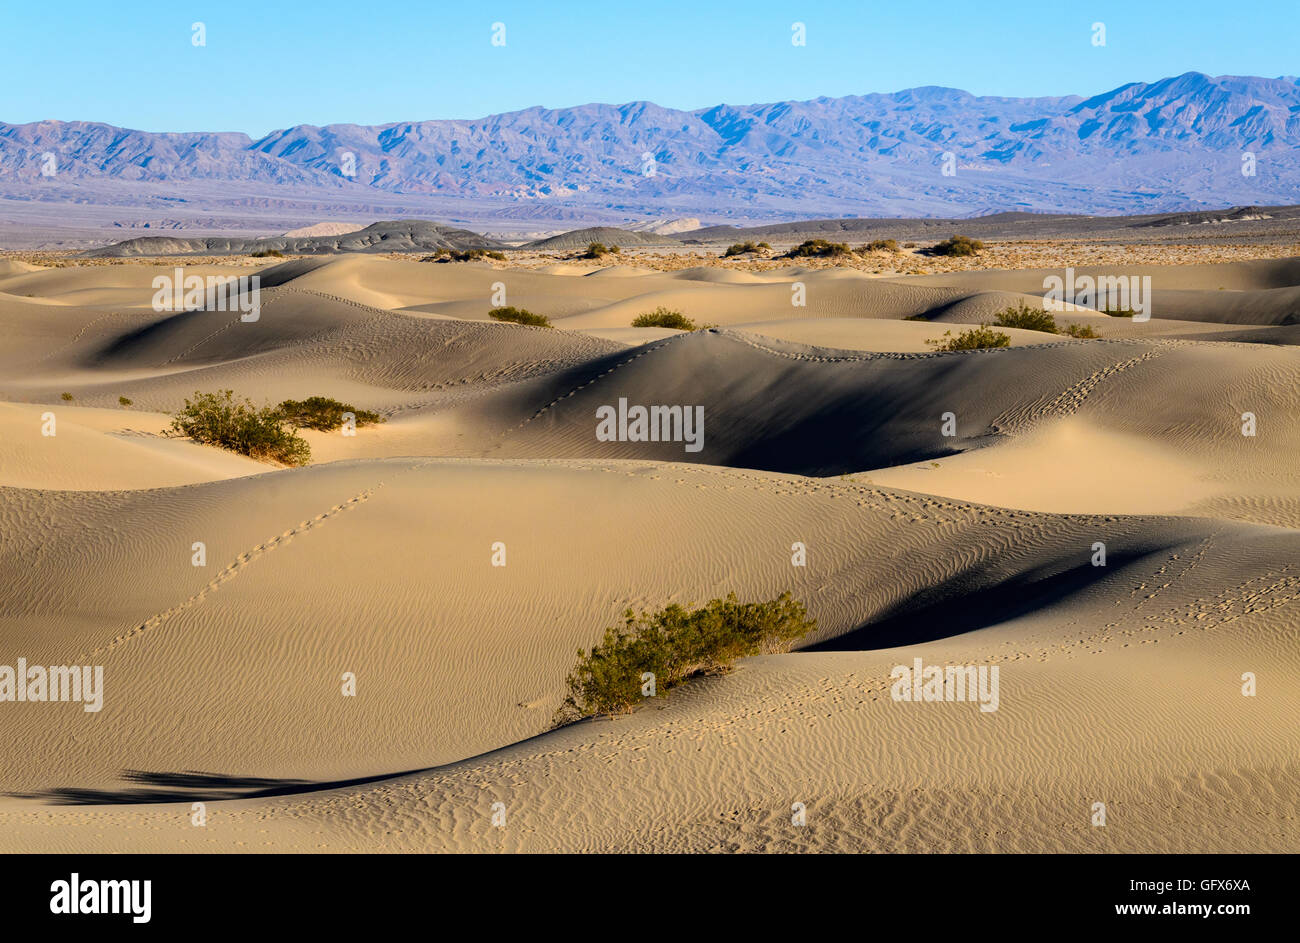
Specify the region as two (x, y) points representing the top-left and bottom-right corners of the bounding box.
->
(806, 550), (1151, 652)
(8, 768), (422, 806)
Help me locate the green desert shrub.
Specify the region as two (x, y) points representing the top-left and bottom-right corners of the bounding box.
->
(118, 395), (133, 407)
(250, 249), (284, 258)
(993, 302), (1059, 334)
(169, 390), (310, 466)
(859, 239), (899, 253)
(926, 324), (1012, 351)
(274, 396), (385, 432)
(555, 592), (816, 724)
(1064, 322), (1100, 338)
(488, 306), (552, 327)
(925, 235), (985, 257)
(60, 392), (73, 401)
(783, 239), (851, 259)
(631, 307), (696, 330)
(580, 242), (615, 259)
(723, 241), (762, 257)
(1102, 307), (1137, 318)
(424, 247), (507, 263)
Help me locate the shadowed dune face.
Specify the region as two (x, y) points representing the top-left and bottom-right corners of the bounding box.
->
(1, 253), (1297, 853)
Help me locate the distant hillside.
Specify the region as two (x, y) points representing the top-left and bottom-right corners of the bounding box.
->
(521, 227), (680, 251)
(82, 220), (505, 257)
(691, 205), (1300, 244)
(6, 72), (1300, 233)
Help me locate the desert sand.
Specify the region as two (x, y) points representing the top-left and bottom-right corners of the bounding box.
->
(0, 250), (1296, 852)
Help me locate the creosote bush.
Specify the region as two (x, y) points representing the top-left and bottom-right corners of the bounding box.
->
(488, 306), (552, 327)
(555, 592), (816, 724)
(579, 242), (619, 259)
(118, 395), (133, 407)
(783, 239), (851, 259)
(723, 241), (767, 257)
(631, 307), (696, 330)
(1102, 307), (1137, 318)
(275, 396), (385, 432)
(169, 390), (310, 466)
(859, 239), (898, 253)
(925, 235), (985, 257)
(423, 247), (507, 263)
(993, 302), (1059, 334)
(1064, 322), (1100, 338)
(60, 392), (74, 401)
(250, 249), (284, 258)
(926, 324), (1012, 351)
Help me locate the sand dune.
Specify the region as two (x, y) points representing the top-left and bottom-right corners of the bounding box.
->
(0, 403), (269, 490)
(1, 252), (1296, 853)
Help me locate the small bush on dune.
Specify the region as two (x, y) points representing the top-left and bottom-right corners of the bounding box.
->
(1064, 323), (1100, 338)
(1102, 307), (1137, 318)
(631, 307), (696, 330)
(555, 592), (816, 723)
(925, 235), (985, 257)
(859, 239), (898, 253)
(488, 306), (552, 327)
(60, 392), (73, 401)
(723, 241), (766, 258)
(250, 249), (284, 258)
(423, 247), (507, 263)
(926, 324), (1011, 351)
(118, 395), (133, 407)
(170, 390), (310, 466)
(579, 242), (617, 260)
(782, 239), (851, 259)
(275, 396), (385, 432)
(993, 302), (1059, 334)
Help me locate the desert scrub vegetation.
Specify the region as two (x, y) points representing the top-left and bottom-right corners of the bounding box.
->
(925, 235), (985, 257)
(169, 390), (310, 466)
(722, 241), (769, 257)
(990, 303), (1101, 339)
(423, 247), (508, 263)
(631, 307), (697, 330)
(118, 395), (133, 407)
(488, 306), (552, 327)
(274, 396), (385, 432)
(782, 239), (852, 259)
(993, 302), (1060, 334)
(554, 592), (816, 723)
(250, 249), (284, 258)
(60, 392), (74, 401)
(1102, 307), (1137, 317)
(579, 242), (620, 260)
(858, 239), (898, 253)
(926, 324), (1012, 351)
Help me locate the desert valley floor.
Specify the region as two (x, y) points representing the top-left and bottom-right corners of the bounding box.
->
(0, 252), (1296, 852)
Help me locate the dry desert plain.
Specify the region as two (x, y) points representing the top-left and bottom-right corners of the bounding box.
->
(0, 247), (1297, 852)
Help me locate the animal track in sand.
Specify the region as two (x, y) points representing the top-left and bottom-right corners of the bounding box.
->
(86, 487), (376, 658)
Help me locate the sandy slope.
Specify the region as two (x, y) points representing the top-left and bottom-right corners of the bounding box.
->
(0, 253), (1296, 853)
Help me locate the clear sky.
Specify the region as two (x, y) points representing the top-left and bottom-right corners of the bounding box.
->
(3, 0), (1296, 137)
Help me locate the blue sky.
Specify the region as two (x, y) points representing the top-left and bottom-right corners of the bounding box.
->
(3, 0), (1296, 136)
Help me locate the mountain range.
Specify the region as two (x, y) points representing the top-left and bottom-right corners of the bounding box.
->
(4, 72), (1300, 234)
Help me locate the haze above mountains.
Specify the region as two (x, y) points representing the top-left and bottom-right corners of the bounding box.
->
(4, 72), (1300, 242)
